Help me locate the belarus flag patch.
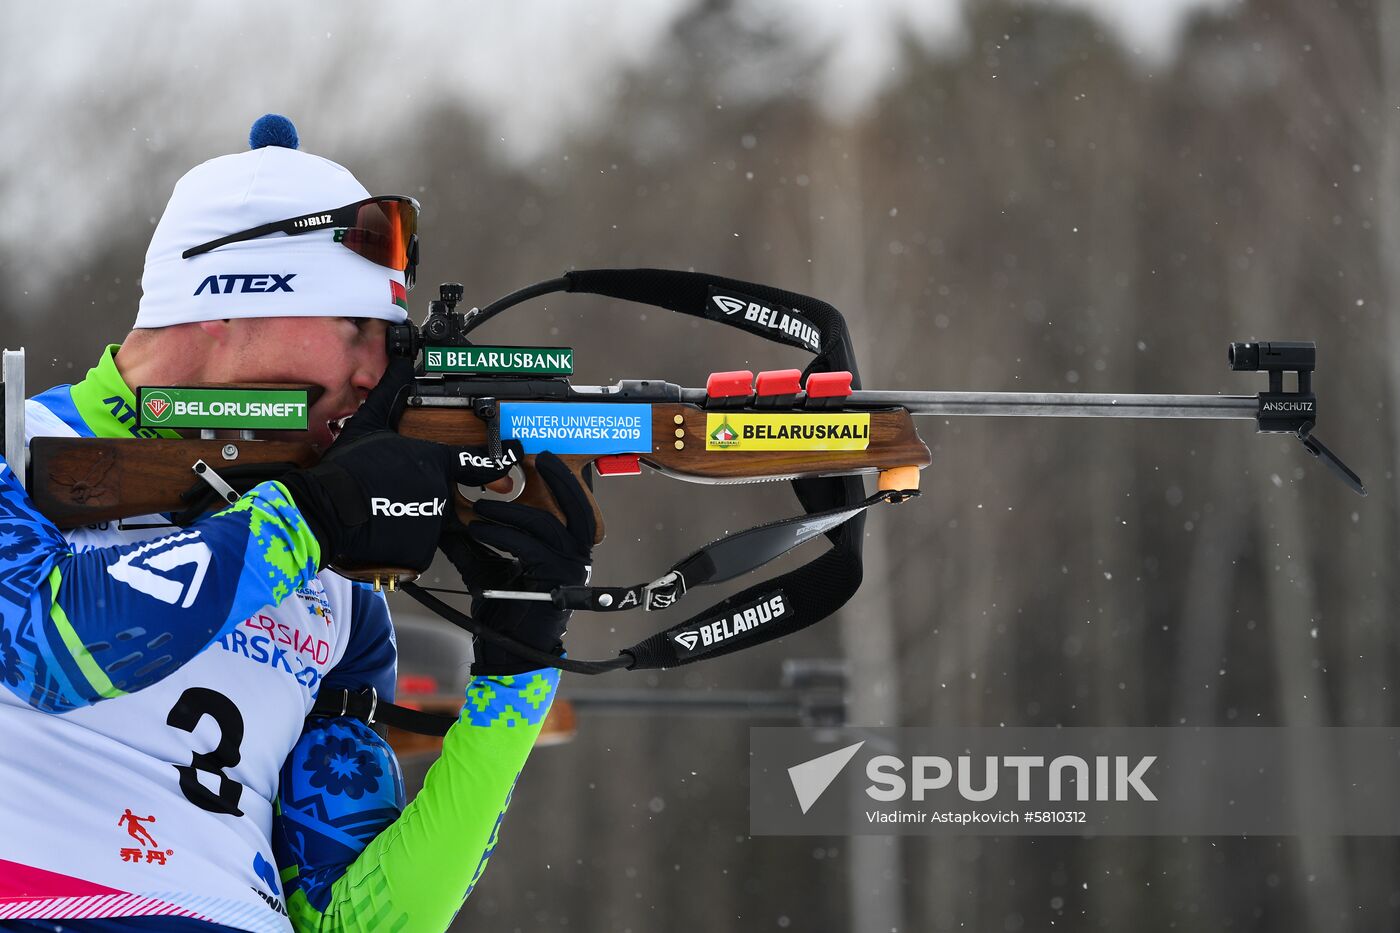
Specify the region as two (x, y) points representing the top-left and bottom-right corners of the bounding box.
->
(390, 280), (408, 311)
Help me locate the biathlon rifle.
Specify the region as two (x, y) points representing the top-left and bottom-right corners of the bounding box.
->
(9, 268), (1366, 687)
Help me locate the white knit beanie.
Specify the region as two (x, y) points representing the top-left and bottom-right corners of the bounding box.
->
(136, 115), (410, 328)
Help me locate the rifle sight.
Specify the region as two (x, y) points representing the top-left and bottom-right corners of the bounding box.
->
(387, 281), (475, 359)
(1228, 341), (1315, 374)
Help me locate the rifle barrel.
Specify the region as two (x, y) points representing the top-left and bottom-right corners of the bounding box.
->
(850, 391), (1258, 420)
(421, 382), (1260, 421)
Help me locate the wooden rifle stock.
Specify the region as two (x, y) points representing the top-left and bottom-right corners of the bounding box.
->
(29, 438), (319, 528)
(29, 402), (930, 547)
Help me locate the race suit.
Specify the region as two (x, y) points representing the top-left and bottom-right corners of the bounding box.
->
(0, 346), (559, 932)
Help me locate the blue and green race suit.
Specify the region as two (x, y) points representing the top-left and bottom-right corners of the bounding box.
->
(0, 346), (557, 932)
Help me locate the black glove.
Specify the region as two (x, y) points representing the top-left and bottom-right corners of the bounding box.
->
(280, 359), (521, 573)
(440, 451), (595, 675)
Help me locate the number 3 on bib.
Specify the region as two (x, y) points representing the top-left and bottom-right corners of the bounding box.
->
(167, 687), (246, 816)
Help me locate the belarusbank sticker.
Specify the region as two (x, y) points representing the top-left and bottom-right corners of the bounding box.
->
(705, 413), (870, 451)
(424, 346), (574, 375)
(137, 387), (309, 430)
(500, 403), (651, 454)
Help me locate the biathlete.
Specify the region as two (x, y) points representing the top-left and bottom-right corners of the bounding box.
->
(0, 115), (588, 933)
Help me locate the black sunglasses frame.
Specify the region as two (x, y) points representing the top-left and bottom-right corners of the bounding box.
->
(181, 195), (420, 289)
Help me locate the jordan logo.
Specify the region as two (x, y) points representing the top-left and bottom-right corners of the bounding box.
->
(117, 808), (173, 866)
(119, 809), (158, 847)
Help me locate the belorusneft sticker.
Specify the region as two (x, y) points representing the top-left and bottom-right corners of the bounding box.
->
(705, 287), (822, 353)
(668, 591), (789, 659)
(137, 386), (310, 430)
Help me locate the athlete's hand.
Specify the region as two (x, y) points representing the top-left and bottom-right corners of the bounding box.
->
(280, 359), (522, 573)
(440, 452), (594, 675)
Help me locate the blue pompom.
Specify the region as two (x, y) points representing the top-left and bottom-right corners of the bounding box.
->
(249, 114), (299, 151)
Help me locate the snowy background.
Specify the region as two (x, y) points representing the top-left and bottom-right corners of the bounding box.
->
(5, 1), (1400, 930)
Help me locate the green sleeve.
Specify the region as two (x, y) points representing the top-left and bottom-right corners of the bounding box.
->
(282, 669), (560, 931)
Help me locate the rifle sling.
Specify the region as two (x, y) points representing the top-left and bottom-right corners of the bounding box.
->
(337, 268), (882, 730)
(309, 685), (456, 737)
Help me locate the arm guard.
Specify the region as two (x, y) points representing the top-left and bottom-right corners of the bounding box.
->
(0, 466), (320, 712)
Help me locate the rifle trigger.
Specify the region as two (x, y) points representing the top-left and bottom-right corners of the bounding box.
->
(192, 459), (240, 505)
(595, 453), (641, 476)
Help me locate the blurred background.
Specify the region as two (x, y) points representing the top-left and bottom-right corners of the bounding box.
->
(4, 0), (1398, 929)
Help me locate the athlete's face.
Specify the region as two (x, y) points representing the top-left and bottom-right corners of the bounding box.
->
(202, 316), (389, 452)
